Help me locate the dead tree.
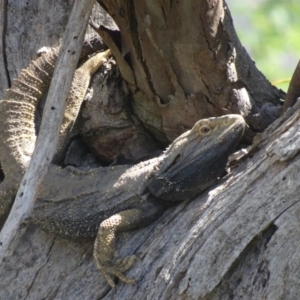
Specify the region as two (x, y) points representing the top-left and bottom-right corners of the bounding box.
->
(0, 1), (299, 299)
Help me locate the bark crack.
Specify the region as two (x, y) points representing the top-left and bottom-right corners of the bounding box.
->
(160, 5), (167, 26)
(24, 238), (57, 300)
(205, 95), (216, 110)
(207, 224), (277, 299)
(272, 198), (300, 224)
(1, 0), (11, 88)
(127, 1), (157, 97)
(199, 14), (216, 60)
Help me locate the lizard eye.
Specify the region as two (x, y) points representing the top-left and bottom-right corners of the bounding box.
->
(200, 126), (211, 134)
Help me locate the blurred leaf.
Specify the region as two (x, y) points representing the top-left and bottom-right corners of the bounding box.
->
(227, 0), (300, 92)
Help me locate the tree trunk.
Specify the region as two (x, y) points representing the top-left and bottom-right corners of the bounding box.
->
(0, 1), (299, 299)
(97, 0), (284, 142)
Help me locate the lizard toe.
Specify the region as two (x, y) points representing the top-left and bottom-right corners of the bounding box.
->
(115, 254), (139, 271)
(99, 264), (137, 287)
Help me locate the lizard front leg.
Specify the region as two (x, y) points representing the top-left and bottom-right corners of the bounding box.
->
(93, 198), (164, 287)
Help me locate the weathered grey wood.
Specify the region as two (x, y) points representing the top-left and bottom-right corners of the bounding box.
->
(0, 0), (9, 94)
(1, 98), (300, 299)
(3, 0), (73, 96)
(0, 1), (115, 100)
(0, 1), (299, 299)
(0, 0), (95, 261)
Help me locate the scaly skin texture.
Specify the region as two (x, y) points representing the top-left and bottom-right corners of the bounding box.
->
(32, 114), (245, 287)
(0, 48), (111, 217)
(55, 49), (111, 162)
(0, 48), (59, 215)
(93, 115), (245, 287)
(0, 39), (245, 288)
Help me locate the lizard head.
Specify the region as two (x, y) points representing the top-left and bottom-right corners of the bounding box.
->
(148, 114), (245, 202)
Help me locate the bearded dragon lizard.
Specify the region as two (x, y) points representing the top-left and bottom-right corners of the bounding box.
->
(0, 45), (245, 288)
(32, 114), (245, 287)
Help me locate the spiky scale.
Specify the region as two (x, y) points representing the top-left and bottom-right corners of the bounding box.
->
(0, 48), (58, 216)
(0, 47), (110, 217)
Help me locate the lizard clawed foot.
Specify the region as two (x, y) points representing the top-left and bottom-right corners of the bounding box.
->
(93, 206), (162, 287)
(95, 255), (139, 288)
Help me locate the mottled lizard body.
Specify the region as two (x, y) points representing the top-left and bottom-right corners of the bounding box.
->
(0, 47), (110, 216)
(33, 114), (245, 286)
(0, 46), (245, 287)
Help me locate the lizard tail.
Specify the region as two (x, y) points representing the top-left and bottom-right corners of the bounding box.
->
(0, 48), (58, 217)
(54, 49), (111, 162)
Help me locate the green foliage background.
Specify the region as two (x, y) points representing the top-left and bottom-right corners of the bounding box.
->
(227, 0), (300, 92)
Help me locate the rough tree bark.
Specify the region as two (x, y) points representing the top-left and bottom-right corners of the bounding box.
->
(97, 0), (284, 142)
(0, 0), (95, 263)
(0, 1), (299, 299)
